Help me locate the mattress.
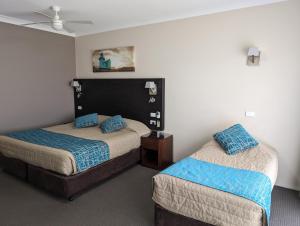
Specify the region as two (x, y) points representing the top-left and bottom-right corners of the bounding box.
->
(152, 140), (278, 226)
(0, 115), (150, 176)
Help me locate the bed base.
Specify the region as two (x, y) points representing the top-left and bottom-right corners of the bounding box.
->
(155, 204), (213, 226)
(0, 148), (140, 200)
(1, 154), (28, 180)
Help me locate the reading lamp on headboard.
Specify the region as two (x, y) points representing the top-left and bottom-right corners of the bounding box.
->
(70, 80), (82, 99)
(72, 78), (165, 131)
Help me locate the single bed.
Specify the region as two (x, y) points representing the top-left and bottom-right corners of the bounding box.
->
(0, 115), (150, 199)
(152, 140), (278, 226)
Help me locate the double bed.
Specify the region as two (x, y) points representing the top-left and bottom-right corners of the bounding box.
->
(0, 78), (165, 200)
(153, 140), (278, 226)
(0, 115), (150, 200)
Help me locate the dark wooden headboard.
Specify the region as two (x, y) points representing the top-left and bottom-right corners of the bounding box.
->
(73, 78), (165, 131)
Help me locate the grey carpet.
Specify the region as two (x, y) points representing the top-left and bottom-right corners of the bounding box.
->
(0, 165), (299, 226)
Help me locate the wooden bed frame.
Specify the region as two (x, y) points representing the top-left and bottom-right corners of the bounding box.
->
(155, 204), (213, 226)
(0, 148), (140, 200)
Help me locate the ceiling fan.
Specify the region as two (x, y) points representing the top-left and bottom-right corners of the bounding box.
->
(21, 5), (93, 33)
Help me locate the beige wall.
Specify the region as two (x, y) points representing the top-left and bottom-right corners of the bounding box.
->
(0, 22), (75, 133)
(75, 1), (300, 190)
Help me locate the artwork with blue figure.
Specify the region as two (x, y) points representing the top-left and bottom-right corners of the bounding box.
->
(92, 46), (135, 72)
(99, 52), (111, 70)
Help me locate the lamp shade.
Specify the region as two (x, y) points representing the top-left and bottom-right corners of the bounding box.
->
(145, 81), (156, 88)
(248, 47), (260, 57)
(71, 81), (80, 87)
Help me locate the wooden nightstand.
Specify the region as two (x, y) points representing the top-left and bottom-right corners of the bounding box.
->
(141, 133), (173, 170)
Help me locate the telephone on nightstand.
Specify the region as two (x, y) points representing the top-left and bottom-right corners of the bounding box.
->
(151, 131), (165, 138)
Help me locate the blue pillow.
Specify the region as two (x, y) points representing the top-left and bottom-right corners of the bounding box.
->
(100, 115), (127, 133)
(213, 124), (258, 155)
(75, 113), (99, 128)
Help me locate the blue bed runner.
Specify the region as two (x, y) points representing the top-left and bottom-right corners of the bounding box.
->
(161, 157), (272, 225)
(6, 129), (110, 173)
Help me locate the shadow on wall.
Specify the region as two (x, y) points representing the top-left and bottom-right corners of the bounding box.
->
(293, 137), (300, 192)
(297, 153), (300, 192)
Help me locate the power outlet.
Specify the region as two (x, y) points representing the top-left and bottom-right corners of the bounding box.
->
(245, 112), (256, 117)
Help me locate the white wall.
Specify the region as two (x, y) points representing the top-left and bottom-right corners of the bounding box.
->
(75, 0), (300, 190)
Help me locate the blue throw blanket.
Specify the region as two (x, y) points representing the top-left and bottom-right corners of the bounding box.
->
(161, 157), (272, 225)
(6, 129), (110, 173)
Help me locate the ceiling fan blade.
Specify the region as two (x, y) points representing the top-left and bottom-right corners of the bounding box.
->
(21, 21), (52, 26)
(33, 11), (53, 19)
(63, 24), (75, 33)
(64, 20), (93, 24)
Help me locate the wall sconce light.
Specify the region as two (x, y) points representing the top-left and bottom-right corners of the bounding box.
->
(70, 80), (82, 98)
(247, 47), (260, 66)
(145, 81), (157, 95)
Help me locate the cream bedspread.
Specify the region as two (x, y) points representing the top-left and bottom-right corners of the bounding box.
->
(152, 140), (278, 226)
(0, 115), (150, 176)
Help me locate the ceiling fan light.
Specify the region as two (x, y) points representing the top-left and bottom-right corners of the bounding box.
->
(19, 5), (93, 34)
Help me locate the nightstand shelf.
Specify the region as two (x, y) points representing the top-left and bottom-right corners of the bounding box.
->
(141, 133), (173, 170)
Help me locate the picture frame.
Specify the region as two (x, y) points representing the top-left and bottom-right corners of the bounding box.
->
(92, 46), (135, 72)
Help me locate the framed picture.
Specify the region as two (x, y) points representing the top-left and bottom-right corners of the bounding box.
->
(92, 46), (135, 72)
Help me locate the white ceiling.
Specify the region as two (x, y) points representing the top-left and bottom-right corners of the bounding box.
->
(0, 0), (286, 37)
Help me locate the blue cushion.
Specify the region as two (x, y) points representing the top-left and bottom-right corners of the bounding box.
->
(213, 124), (258, 155)
(75, 113), (99, 128)
(100, 115), (127, 133)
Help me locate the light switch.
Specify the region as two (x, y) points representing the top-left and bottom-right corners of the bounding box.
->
(150, 120), (156, 125)
(78, 105), (83, 110)
(150, 112), (156, 117)
(245, 112), (255, 117)
(156, 111), (161, 119)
